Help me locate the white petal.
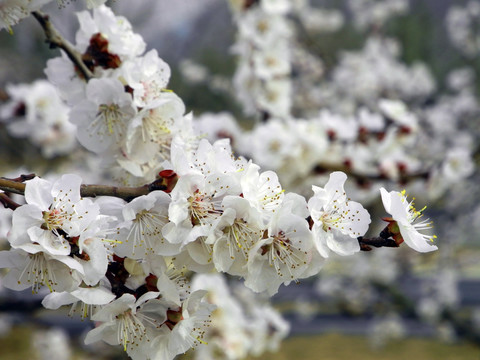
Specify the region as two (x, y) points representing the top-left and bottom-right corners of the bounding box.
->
(399, 223), (438, 253)
(24, 177), (52, 209)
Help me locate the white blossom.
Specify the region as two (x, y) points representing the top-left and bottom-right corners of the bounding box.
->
(70, 78), (136, 154)
(380, 188), (438, 252)
(308, 172), (371, 258)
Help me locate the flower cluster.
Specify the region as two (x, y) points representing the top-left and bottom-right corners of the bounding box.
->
(348, 0), (409, 30)
(0, 146), (376, 358)
(190, 0), (478, 205)
(191, 274), (289, 360)
(42, 5), (196, 186)
(0, 2), (445, 359)
(228, 0), (293, 118)
(0, 80), (76, 158)
(446, 1), (480, 58)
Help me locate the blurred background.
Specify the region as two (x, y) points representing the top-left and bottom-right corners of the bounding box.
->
(1, 0), (480, 359)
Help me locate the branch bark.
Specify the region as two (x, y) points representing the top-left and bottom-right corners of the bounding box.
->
(32, 11), (93, 81)
(0, 177), (166, 202)
(358, 236), (399, 251)
(313, 163), (430, 187)
(0, 193), (21, 210)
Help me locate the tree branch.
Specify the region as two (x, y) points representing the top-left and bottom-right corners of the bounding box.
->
(313, 163), (430, 187)
(0, 178), (26, 195)
(358, 236), (399, 251)
(0, 193), (21, 210)
(0, 176), (171, 202)
(80, 183), (150, 201)
(32, 11), (93, 81)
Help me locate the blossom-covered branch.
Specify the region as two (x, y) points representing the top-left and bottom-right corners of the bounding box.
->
(0, 2), (446, 359)
(0, 175), (175, 201)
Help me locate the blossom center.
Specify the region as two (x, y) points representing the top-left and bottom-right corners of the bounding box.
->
(116, 310), (148, 351)
(42, 208), (66, 231)
(93, 103), (126, 141)
(188, 190), (222, 225)
(262, 231), (305, 279)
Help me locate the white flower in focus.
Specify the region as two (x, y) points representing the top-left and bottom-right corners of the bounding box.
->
(121, 49), (171, 108)
(2, 174), (105, 292)
(0, 248), (83, 293)
(164, 172), (241, 248)
(70, 78), (136, 154)
(245, 193), (320, 295)
(308, 171), (371, 258)
(144, 255), (190, 306)
(126, 92), (185, 163)
(115, 191), (178, 258)
(9, 174), (98, 256)
(42, 284), (115, 319)
(240, 163), (284, 222)
(75, 214), (115, 286)
(75, 4), (145, 59)
(208, 195), (264, 276)
(189, 138), (246, 177)
(380, 188), (438, 252)
(85, 292), (165, 359)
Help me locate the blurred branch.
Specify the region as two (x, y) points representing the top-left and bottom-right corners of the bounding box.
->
(372, 281), (480, 347)
(0, 89), (8, 101)
(32, 11), (93, 81)
(313, 163), (430, 186)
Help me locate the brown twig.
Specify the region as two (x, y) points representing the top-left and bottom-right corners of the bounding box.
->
(0, 193), (21, 210)
(32, 11), (93, 81)
(80, 183), (150, 201)
(0, 178), (26, 195)
(313, 163), (430, 187)
(0, 177), (169, 202)
(4, 173), (36, 182)
(357, 236), (399, 251)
